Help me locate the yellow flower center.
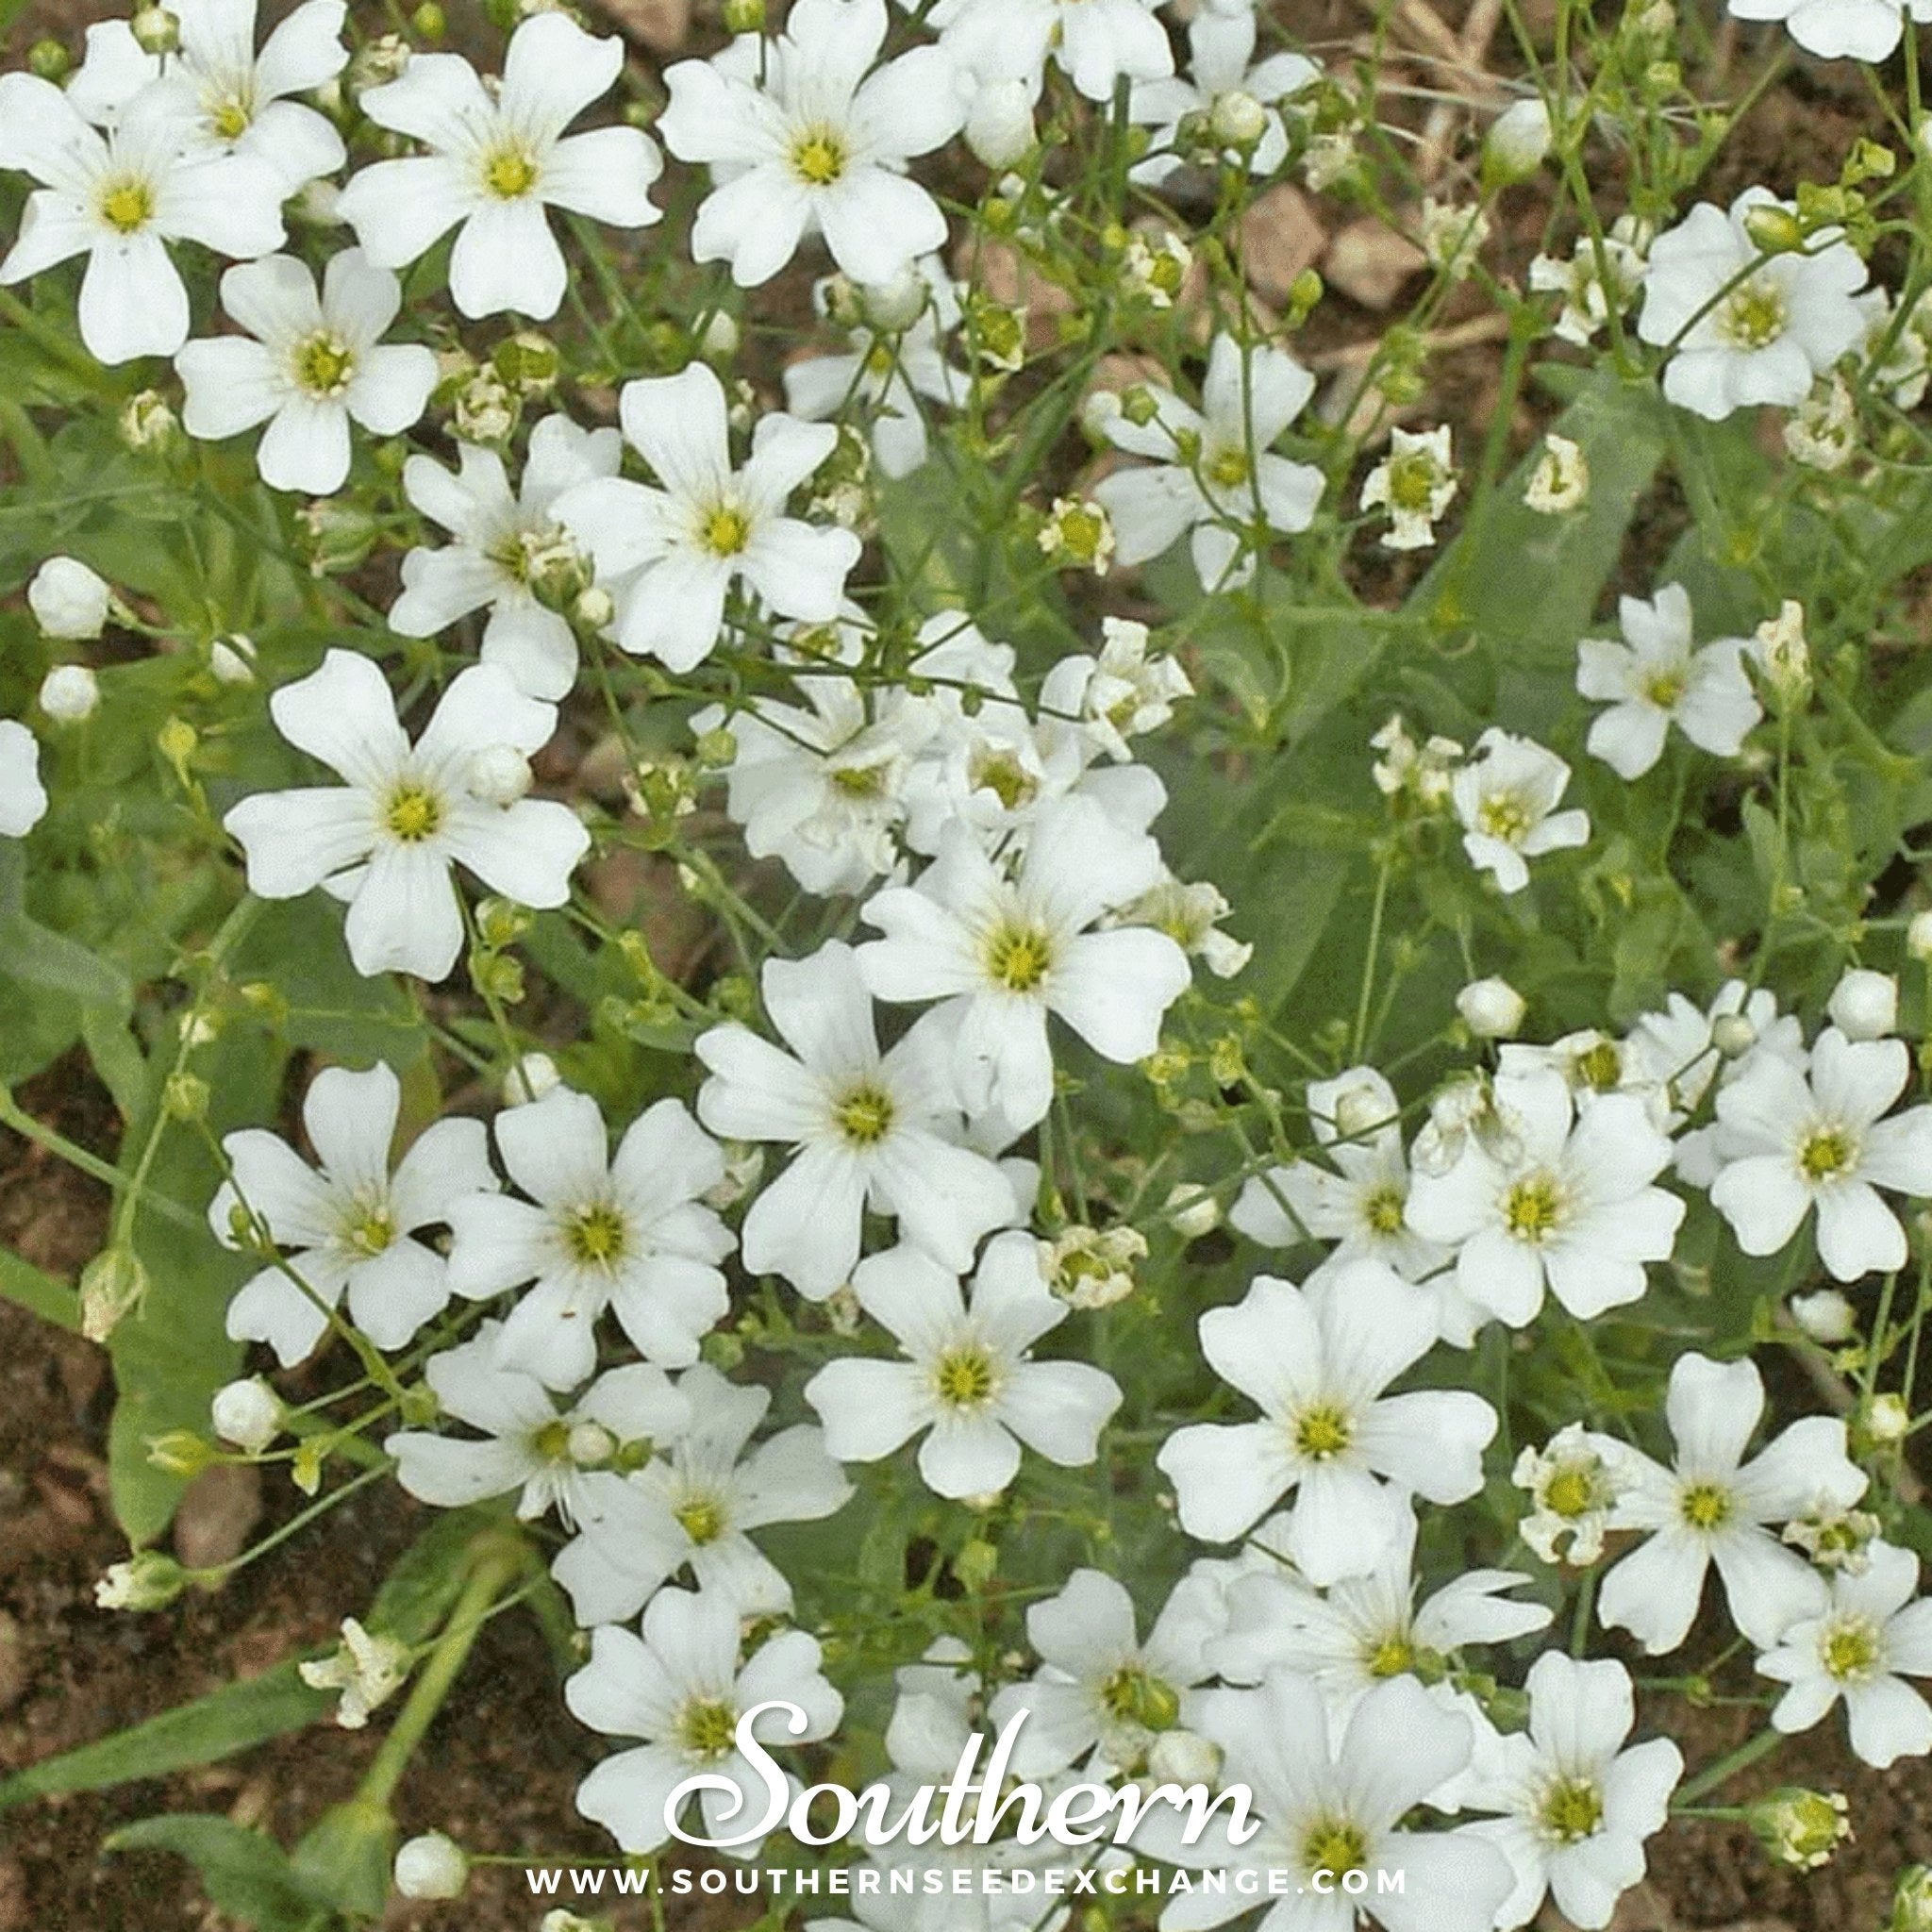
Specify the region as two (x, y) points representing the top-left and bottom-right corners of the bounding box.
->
(1800, 1125), (1855, 1182)
(97, 177), (154, 234)
(702, 504), (751, 557)
(207, 89), (254, 140)
(1680, 1480), (1732, 1531)
(1207, 446), (1251, 491)
(563, 1201), (628, 1269)
(1723, 279), (1788, 349)
(1292, 1402), (1353, 1460)
(791, 128), (847, 187)
(532, 1417), (573, 1461)
(1503, 1171), (1564, 1242)
(828, 761), (888, 799)
(342, 1202), (395, 1257)
(1643, 669), (1687, 709)
(1477, 791), (1532, 843)
(678, 1696), (740, 1761)
(1545, 1464), (1601, 1519)
(932, 1343), (998, 1410)
(834, 1083), (896, 1148)
(482, 143), (540, 199)
(1387, 453), (1440, 513)
(1099, 1664), (1179, 1729)
(1540, 1776), (1605, 1842)
(384, 783), (443, 843)
(983, 923), (1054, 993)
(291, 331), (356, 398)
(675, 1494), (726, 1545)
(1362, 1185), (1407, 1235)
(1365, 1634), (1413, 1677)
(969, 748), (1038, 812)
(1301, 1819), (1368, 1882)
(1821, 1615), (1881, 1681)
(1574, 1041), (1623, 1091)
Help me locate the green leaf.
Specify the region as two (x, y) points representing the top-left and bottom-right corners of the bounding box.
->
(0, 1661), (332, 1810)
(105, 1815), (328, 1932)
(291, 1797), (393, 1917)
(0, 1244), (78, 1331)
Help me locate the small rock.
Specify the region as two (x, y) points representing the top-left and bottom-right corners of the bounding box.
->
(1238, 184), (1326, 305)
(1323, 218), (1426, 311)
(172, 1463), (262, 1574)
(596, 0), (690, 52)
(0, 1855), (27, 1932)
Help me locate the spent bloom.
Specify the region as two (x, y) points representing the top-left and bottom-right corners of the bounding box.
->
(223, 651), (590, 981)
(1514, 1424), (1623, 1566)
(1360, 425), (1457, 550)
(338, 12), (663, 320)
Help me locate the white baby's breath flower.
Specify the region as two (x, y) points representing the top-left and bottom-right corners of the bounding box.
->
(1452, 727), (1591, 893)
(300, 1617), (410, 1728)
(1528, 223), (1647, 347)
(1360, 425), (1457, 550)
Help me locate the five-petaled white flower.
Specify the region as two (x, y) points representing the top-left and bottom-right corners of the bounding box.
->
(176, 249), (437, 494)
(1594, 1351), (1866, 1654)
(552, 1361), (853, 1627)
(1757, 1539), (1932, 1769)
(0, 75), (285, 364)
(1128, 8), (1318, 185)
(391, 414), (622, 703)
(555, 362), (861, 673)
(1405, 1065), (1685, 1331)
(1707, 1024), (1932, 1281)
(566, 1585), (842, 1856)
(660, 0), (961, 290)
(386, 1320), (690, 1528)
(1726, 0), (1932, 68)
(804, 1234), (1123, 1499)
(1637, 190), (1867, 422)
(1460, 1653), (1684, 1932)
(857, 794), (1192, 1131)
(1157, 1261), (1497, 1582)
(1360, 425), (1458, 551)
(445, 1085), (733, 1390)
(694, 941), (1015, 1299)
(338, 11), (663, 321)
(224, 651), (591, 981)
(64, 0), (348, 189)
(210, 1060), (495, 1365)
(1575, 582), (1762, 779)
(1094, 334), (1324, 591)
(1451, 727), (1591, 894)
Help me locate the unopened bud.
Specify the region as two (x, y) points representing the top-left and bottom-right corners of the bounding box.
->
(130, 3), (180, 56)
(467, 744), (532, 806)
(1484, 97), (1552, 182)
(1209, 88), (1270, 148)
(501, 1052), (561, 1105)
(1749, 1788), (1852, 1871)
(212, 1377), (283, 1453)
(40, 663), (100, 722)
(1743, 202), (1806, 255)
(966, 77), (1036, 170)
(1457, 976), (1526, 1040)
(1790, 1289), (1856, 1345)
(1826, 967), (1897, 1041)
(79, 1245), (150, 1341)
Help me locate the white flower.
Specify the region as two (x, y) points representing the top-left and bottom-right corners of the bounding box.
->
(1708, 1024), (1932, 1281)
(1052, 616), (1193, 764)
(338, 12), (663, 321)
(1156, 1261), (1497, 1581)
(1485, 97), (1553, 179)
(1594, 1351), (1866, 1654)
(660, 0), (961, 289)
(385, 1320), (690, 1526)
(1360, 424), (1457, 551)
(1231, 1065), (1455, 1293)
(224, 652), (591, 981)
(393, 1833), (468, 1902)
(552, 1361), (852, 1626)
(1128, 9), (1318, 184)
(1142, 1672), (1515, 1932)
(0, 722), (47, 839)
(857, 794), (1191, 1131)
(1785, 374), (1858, 470)
(1748, 596), (1812, 705)
(566, 1585), (842, 1856)
(1451, 726), (1591, 893)
(783, 259), (969, 478)
(210, 1061), (495, 1366)
(934, 0), (1173, 104)
(1636, 190), (1868, 422)
(695, 941), (1016, 1299)
(0, 76), (285, 364)
(1209, 1496), (1553, 1714)
(176, 249), (436, 494)
(445, 1086), (733, 1389)
(1727, 0), (1932, 61)
(1407, 1063), (1682, 1329)
(1527, 224), (1647, 348)
(39, 665), (100, 724)
(1513, 1424), (1622, 1566)
(1419, 198), (1491, 279)
(989, 1567), (1221, 1774)
(27, 557), (113, 640)
(1092, 334), (1324, 591)
(64, 0), (348, 189)
(1827, 966), (1899, 1041)
(299, 1617), (409, 1729)
(391, 414), (622, 703)
(210, 1375), (281, 1453)
(804, 1233), (1123, 1499)
(1524, 432), (1590, 512)
(1461, 1654), (1683, 1931)
(555, 363), (860, 673)
(1574, 583), (1761, 779)
(1790, 1286), (1857, 1344)
(1757, 1541), (1932, 1767)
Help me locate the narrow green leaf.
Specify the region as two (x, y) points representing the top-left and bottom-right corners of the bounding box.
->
(0, 1245), (78, 1331)
(105, 1815), (327, 1932)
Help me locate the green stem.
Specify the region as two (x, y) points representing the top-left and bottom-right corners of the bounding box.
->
(1674, 1724), (1785, 1805)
